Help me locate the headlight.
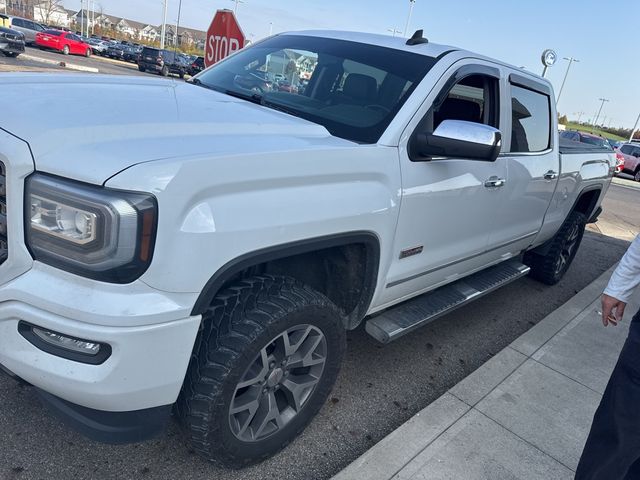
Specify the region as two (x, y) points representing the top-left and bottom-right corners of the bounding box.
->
(25, 174), (157, 283)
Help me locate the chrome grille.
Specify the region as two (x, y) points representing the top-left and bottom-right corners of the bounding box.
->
(0, 161), (6, 265)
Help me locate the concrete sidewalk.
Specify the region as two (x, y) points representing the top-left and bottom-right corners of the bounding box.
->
(334, 264), (637, 480)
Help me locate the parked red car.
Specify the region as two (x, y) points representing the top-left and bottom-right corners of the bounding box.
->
(35, 29), (92, 57)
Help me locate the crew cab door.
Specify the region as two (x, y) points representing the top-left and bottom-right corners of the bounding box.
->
(486, 74), (559, 258)
(376, 62), (507, 307)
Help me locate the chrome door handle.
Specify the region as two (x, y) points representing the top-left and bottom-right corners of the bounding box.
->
(484, 176), (506, 188)
(543, 170), (558, 180)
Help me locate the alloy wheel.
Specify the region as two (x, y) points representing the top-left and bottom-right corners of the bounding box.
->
(554, 222), (580, 275)
(228, 324), (327, 442)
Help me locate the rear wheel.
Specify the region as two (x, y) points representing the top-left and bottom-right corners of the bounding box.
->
(177, 275), (346, 468)
(160, 65), (169, 76)
(62, 45), (69, 55)
(85, 48), (91, 58)
(524, 211), (586, 285)
(634, 168), (640, 182)
(2, 52), (18, 57)
(138, 65), (145, 72)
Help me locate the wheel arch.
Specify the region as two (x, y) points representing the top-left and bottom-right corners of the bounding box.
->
(530, 185), (601, 257)
(190, 231), (381, 329)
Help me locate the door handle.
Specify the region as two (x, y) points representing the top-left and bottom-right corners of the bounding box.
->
(543, 170), (558, 180)
(484, 176), (506, 188)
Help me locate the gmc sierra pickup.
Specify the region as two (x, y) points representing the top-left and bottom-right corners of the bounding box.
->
(0, 30), (614, 467)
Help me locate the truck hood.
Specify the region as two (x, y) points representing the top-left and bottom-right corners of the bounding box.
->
(0, 73), (347, 183)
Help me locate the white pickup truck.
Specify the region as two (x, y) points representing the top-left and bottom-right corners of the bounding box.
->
(0, 30), (614, 466)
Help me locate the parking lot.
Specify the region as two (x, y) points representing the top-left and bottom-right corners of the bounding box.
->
(0, 46), (156, 77)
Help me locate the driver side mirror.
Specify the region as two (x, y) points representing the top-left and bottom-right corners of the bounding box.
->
(412, 120), (502, 162)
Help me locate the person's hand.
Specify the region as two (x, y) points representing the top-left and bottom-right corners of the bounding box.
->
(601, 294), (626, 327)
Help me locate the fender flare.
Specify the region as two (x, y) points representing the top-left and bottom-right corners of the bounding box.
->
(190, 231), (381, 327)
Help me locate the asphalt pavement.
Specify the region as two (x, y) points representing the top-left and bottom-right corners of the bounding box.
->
(0, 181), (637, 480)
(0, 46), (153, 77)
(334, 265), (639, 479)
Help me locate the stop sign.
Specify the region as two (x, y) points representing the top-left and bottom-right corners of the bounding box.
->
(205, 9), (246, 68)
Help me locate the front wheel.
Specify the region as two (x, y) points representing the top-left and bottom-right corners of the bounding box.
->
(177, 275), (346, 468)
(138, 65), (145, 72)
(524, 211), (586, 285)
(85, 48), (91, 58)
(62, 45), (69, 55)
(160, 65), (169, 76)
(634, 168), (640, 182)
(2, 51), (18, 57)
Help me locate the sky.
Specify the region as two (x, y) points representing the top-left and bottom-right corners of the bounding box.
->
(65, 0), (640, 129)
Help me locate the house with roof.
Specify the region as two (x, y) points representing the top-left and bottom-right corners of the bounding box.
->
(139, 24), (158, 42)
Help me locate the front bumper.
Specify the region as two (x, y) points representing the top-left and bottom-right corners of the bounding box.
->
(0, 39), (25, 54)
(0, 263), (201, 412)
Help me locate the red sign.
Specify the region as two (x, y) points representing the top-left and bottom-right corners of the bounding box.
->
(205, 9), (246, 68)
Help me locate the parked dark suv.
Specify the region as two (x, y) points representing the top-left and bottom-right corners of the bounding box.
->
(187, 56), (205, 76)
(138, 47), (187, 78)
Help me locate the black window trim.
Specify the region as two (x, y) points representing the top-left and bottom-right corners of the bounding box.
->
(508, 73), (552, 97)
(408, 63), (502, 162)
(507, 80), (553, 155)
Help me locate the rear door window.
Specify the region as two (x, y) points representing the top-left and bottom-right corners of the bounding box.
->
(509, 84), (551, 153)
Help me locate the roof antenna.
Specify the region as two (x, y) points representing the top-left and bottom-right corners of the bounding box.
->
(406, 29), (428, 46)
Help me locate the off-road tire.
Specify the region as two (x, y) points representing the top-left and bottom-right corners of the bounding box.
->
(524, 211), (586, 285)
(176, 275), (346, 468)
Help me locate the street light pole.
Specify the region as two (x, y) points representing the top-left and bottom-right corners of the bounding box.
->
(231, 0), (245, 14)
(630, 112), (640, 142)
(80, 0), (84, 35)
(160, 0), (167, 49)
(173, 0), (182, 53)
(403, 0), (416, 37)
(556, 57), (579, 105)
(593, 98), (609, 127)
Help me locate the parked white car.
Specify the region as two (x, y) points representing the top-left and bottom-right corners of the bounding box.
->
(0, 29), (614, 467)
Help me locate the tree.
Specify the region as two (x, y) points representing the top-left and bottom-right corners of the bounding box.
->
(34, 0), (64, 26)
(558, 114), (568, 125)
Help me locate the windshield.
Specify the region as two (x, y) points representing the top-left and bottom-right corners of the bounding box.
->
(194, 35), (437, 143)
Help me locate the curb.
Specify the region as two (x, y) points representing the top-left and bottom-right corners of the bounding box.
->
(332, 264), (617, 480)
(20, 54), (99, 73)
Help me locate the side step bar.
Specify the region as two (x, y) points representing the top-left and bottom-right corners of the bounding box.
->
(366, 260), (530, 343)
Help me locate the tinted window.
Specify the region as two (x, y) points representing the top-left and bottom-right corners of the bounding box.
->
(34, 23), (45, 31)
(12, 18), (24, 27)
(579, 135), (611, 149)
(620, 145), (632, 154)
(433, 74), (499, 130)
(142, 47), (160, 56)
(510, 84), (551, 152)
(196, 35), (436, 144)
(44, 29), (62, 36)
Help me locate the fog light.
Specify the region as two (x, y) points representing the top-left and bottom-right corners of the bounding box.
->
(18, 321), (111, 365)
(32, 327), (101, 355)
